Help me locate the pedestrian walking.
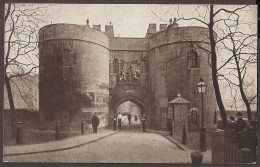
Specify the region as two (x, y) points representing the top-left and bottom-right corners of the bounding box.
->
(91, 112), (99, 133)
(135, 114), (138, 121)
(117, 112), (123, 130)
(113, 113), (117, 131)
(127, 112), (132, 124)
(141, 116), (146, 132)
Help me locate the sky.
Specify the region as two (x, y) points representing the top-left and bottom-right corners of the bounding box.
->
(41, 4), (257, 38)
(5, 4), (258, 111)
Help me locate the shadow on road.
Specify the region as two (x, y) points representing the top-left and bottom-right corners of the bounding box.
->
(119, 123), (143, 132)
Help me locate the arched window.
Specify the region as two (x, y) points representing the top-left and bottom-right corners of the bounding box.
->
(188, 50), (199, 68)
(192, 110), (197, 124)
(63, 50), (70, 67)
(140, 60), (147, 74)
(119, 59), (124, 71)
(167, 106), (173, 120)
(113, 59), (119, 73)
(190, 108), (198, 125)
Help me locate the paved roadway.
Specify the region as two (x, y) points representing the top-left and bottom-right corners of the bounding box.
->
(4, 125), (192, 163)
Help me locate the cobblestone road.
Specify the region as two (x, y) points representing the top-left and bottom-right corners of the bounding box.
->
(4, 130), (193, 163)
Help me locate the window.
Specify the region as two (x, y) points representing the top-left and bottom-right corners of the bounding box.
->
(140, 60), (146, 74)
(63, 50), (72, 67)
(113, 59), (119, 73)
(63, 50), (69, 66)
(168, 106), (173, 120)
(120, 60), (124, 71)
(192, 110), (198, 124)
(188, 50), (199, 68)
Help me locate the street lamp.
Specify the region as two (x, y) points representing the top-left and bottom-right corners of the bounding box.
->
(197, 78), (207, 152)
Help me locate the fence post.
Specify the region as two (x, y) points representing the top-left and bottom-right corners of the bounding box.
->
(211, 129), (225, 163)
(55, 120), (61, 140)
(191, 151), (203, 164)
(142, 119), (146, 132)
(81, 119), (85, 134)
(172, 121), (174, 136)
(182, 124), (187, 144)
(16, 122), (23, 144)
(113, 117), (117, 131)
(241, 148), (251, 163)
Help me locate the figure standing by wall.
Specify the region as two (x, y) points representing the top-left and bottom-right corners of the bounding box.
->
(118, 112), (123, 130)
(127, 112), (132, 124)
(91, 112), (99, 133)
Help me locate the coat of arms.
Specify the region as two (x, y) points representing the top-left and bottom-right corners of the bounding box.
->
(119, 65), (140, 84)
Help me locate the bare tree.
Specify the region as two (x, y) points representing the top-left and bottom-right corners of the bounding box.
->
(4, 3), (49, 137)
(172, 5), (255, 128)
(217, 18), (257, 121)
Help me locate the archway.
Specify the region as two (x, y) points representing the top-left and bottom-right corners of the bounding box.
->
(113, 95), (145, 115)
(116, 101), (142, 126)
(111, 96), (146, 131)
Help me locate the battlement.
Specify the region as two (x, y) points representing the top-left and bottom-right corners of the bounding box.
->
(105, 22), (114, 37)
(93, 24), (101, 31)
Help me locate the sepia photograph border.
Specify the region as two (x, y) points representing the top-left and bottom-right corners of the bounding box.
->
(0, 0), (258, 166)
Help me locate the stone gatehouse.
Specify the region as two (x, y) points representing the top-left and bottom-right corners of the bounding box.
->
(39, 19), (217, 130)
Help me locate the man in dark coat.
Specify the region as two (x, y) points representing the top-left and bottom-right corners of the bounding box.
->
(234, 112), (247, 148)
(234, 112), (246, 132)
(91, 112), (99, 133)
(127, 112), (132, 124)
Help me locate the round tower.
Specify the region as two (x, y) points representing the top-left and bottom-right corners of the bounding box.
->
(148, 25), (216, 129)
(38, 24), (109, 123)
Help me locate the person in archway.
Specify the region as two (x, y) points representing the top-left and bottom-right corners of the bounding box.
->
(127, 112), (132, 124)
(117, 112), (123, 130)
(113, 113), (117, 131)
(91, 112), (99, 133)
(141, 113), (146, 132)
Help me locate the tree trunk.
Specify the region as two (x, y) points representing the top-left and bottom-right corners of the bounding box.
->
(5, 74), (16, 138)
(240, 85), (252, 121)
(233, 48), (252, 121)
(209, 5), (228, 129)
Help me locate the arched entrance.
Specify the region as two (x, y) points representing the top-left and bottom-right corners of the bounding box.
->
(113, 95), (145, 115)
(116, 101), (142, 129)
(109, 63), (149, 130)
(109, 93), (148, 131)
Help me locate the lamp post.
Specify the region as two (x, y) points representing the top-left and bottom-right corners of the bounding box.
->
(197, 78), (207, 152)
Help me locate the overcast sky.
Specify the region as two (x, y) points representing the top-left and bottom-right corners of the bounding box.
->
(42, 4), (257, 38)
